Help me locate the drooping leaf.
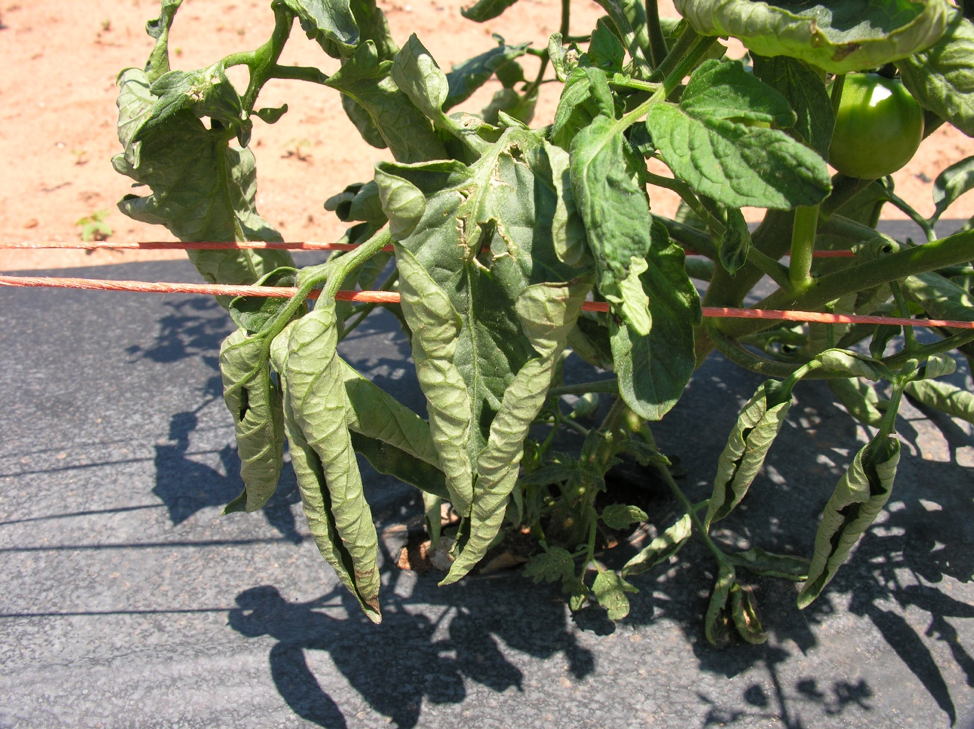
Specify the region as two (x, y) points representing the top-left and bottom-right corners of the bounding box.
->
(326, 41), (447, 163)
(897, 9), (974, 137)
(571, 114), (700, 420)
(444, 40), (531, 110)
(646, 60), (832, 210)
(443, 280), (591, 583)
(816, 348), (889, 381)
(601, 503), (649, 530)
(113, 69), (293, 300)
(751, 54), (834, 158)
(592, 569), (638, 621)
(524, 545), (576, 584)
(904, 379), (974, 425)
(610, 224), (701, 421)
(705, 563), (736, 646)
(461, 0), (519, 23)
(341, 360), (441, 470)
(676, 0), (951, 74)
(392, 247), (476, 514)
(725, 547), (810, 581)
(219, 330), (286, 513)
(621, 513), (692, 577)
(931, 156), (974, 222)
(376, 129), (592, 580)
(731, 585), (768, 644)
(705, 379), (794, 527)
(828, 377), (885, 427)
(283, 301), (382, 623)
(797, 434), (901, 609)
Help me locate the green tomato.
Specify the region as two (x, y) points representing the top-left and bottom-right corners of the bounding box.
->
(828, 73), (924, 180)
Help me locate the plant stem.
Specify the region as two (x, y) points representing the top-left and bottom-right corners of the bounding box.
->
(890, 280), (920, 352)
(559, 0), (571, 38)
(548, 379), (620, 397)
(242, 4), (295, 111)
(885, 191), (937, 242)
(269, 64), (329, 85)
(322, 228), (393, 301)
(717, 229), (974, 340)
(644, 0), (669, 69)
(615, 33), (718, 134)
(654, 458), (727, 565)
(789, 205), (819, 290)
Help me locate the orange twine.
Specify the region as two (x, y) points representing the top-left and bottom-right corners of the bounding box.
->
(1, 274), (971, 329)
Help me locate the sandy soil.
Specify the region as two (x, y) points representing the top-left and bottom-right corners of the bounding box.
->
(0, 0), (971, 272)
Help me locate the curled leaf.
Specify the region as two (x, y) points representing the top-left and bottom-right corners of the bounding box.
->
(705, 380), (793, 527)
(798, 434), (901, 609)
(621, 514), (692, 577)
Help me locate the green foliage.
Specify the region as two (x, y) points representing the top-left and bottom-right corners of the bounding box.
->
(114, 0), (974, 644)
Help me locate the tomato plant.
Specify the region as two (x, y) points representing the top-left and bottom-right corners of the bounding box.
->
(112, 0), (974, 645)
(829, 72), (925, 179)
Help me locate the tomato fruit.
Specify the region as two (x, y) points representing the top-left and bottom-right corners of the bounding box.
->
(828, 73), (924, 180)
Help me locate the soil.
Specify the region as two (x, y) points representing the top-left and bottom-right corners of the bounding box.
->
(1, 0), (971, 272)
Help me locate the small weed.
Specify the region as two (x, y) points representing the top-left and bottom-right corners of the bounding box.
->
(75, 210), (113, 242)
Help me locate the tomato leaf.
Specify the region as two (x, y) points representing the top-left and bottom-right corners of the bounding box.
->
(444, 40), (531, 110)
(274, 0), (360, 58)
(325, 41), (447, 162)
(677, 0), (951, 74)
(592, 570), (638, 621)
(601, 504), (649, 530)
(798, 434), (901, 609)
(705, 380), (794, 527)
(931, 156), (974, 222)
(278, 302), (383, 623)
(524, 546), (576, 584)
(145, 0), (183, 82)
(897, 9), (974, 137)
(219, 330), (286, 513)
(725, 547), (810, 581)
(751, 54), (835, 158)
(113, 69), (294, 302)
(646, 60), (832, 210)
(621, 513), (692, 577)
(904, 379), (974, 425)
(460, 0), (519, 23)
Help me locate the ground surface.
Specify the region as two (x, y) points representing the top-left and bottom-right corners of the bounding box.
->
(1, 259), (973, 729)
(0, 0), (972, 270)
